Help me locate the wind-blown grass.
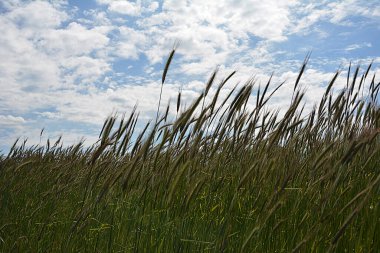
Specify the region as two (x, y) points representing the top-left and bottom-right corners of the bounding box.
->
(0, 51), (379, 252)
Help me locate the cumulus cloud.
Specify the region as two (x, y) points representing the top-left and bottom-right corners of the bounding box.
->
(0, 1), (112, 106)
(5, 1), (68, 29)
(136, 0), (298, 77)
(145, 2), (159, 13)
(115, 26), (146, 59)
(39, 22), (110, 57)
(61, 56), (111, 84)
(107, 1), (142, 16)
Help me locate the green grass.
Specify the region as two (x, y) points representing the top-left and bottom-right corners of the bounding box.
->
(1, 52), (379, 252)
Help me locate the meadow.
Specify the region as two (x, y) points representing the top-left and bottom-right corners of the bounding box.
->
(0, 50), (379, 252)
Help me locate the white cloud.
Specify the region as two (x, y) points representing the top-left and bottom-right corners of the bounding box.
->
(6, 1), (68, 29)
(97, 0), (160, 16)
(37, 111), (62, 120)
(115, 26), (146, 59)
(0, 1), (113, 120)
(345, 43), (372, 51)
(81, 10), (111, 26)
(0, 115), (26, 125)
(139, 0), (297, 74)
(108, 1), (141, 16)
(0, 17), (61, 91)
(290, 0), (380, 34)
(145, 2), (159, 13)
(61, 56), (111, 84)
(39, 22), (110, 57)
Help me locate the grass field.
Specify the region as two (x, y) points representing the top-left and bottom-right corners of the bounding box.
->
(1, 51), (379, 252)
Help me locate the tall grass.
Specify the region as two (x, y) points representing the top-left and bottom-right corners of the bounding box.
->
(1, 51), (379, 252)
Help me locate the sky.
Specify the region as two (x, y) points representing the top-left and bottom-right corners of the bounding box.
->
(0, 0), (379, 153)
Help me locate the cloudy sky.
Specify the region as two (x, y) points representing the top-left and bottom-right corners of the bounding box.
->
(0, 0), (379, 153)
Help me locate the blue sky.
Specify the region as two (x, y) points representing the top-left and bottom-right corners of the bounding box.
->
(0, 0), (379, 153)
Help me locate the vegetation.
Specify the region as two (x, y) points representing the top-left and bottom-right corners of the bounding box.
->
(1, 50), (379, 252)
